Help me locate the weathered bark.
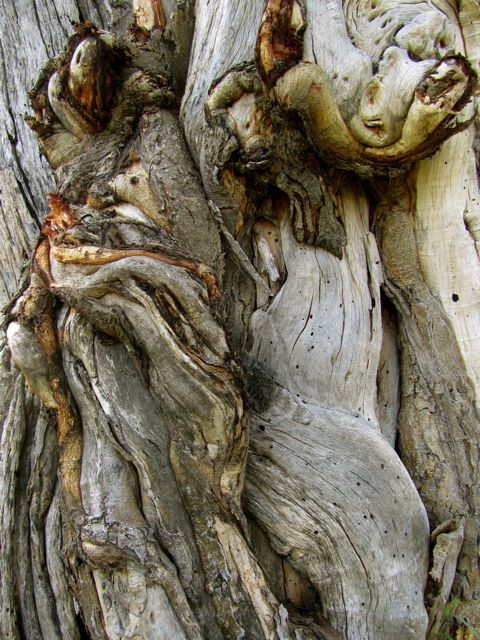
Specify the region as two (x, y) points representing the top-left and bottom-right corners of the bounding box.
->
(1, 1), (479, 639)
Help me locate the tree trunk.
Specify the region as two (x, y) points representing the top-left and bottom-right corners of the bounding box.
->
(1, 1), (479, 639)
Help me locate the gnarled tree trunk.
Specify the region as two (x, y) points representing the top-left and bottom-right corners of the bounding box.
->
(1, 1), (479, 639)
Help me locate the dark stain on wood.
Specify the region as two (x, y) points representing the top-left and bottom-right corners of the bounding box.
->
(256, 0), (305, 88)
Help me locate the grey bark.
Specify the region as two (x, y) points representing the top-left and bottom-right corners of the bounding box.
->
(1, 1), (480, 639)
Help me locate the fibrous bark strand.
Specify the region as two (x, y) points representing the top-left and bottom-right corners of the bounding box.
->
(2, 0), (480, 638)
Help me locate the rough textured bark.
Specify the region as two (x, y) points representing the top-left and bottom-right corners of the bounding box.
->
(1, 1), (479, 639)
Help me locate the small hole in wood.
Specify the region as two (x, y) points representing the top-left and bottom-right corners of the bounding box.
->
(452, 293), (459, 302)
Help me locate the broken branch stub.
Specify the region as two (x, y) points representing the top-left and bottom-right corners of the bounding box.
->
(26, 23), (173, 173)
(232, 0), (477, 177)
(256, 0), (306, 87)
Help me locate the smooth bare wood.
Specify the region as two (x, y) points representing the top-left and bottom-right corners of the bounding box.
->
(1, 0), (480, 638)
(182, 0), (479, 635)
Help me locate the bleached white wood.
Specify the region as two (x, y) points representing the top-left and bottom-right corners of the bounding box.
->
(302, 0), (372, 118)
(459, 0), (480, 75)
(244, 180), (429, 639)
(246, 387), (430, 639)
(2, 0), (480, 636)
(413, 127), (480, 398)
(343, 1), (462, 63)
(249, 180), (382, 424)
(181, 1), (448, 636)
(181, 1), (264, 163)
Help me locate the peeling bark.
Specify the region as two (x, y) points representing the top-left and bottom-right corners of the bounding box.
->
(1, 1), (480, 639)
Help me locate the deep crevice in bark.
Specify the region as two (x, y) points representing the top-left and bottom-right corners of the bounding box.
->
(1, 1), (480, 638)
